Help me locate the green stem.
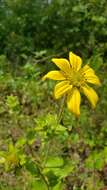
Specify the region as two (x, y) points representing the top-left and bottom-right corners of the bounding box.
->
(57, 95), (66, 124)
(28, 144), (50, 190)
(37, 165), (50, 190)
(28, 97), (66, 190)
(43, 96), (66, 166)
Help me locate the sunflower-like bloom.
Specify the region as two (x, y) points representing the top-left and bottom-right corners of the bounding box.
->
(43, 52), (101, 116)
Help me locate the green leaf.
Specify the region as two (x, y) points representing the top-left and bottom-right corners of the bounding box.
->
(53, 181), (63, 190)
(19, 154), (27, 165)
(25, 160), (38, 175)
(50, 162), (74, 178)
(16, 137), (26, 148)
(0, 157), (6, 164)
(45, 157), (64, 168)
(29, 179), (48, 190)
(55, 124), (66, 132)
(85, 151), (105, 170)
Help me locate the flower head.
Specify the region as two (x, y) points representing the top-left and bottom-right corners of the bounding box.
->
(43, 52), (101, 116)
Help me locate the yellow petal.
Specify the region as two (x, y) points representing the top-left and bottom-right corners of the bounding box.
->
(82, 65), (101, 86)
(67, 88), (81, 116)
(82, 64), (95, 75)
(54, 81), (72, 99)
(86, 75), (101, 86)
(42, 71), (65, 80)
(69, 52), (82, 71)
(52, 58), (71, 73)
(81, 84), (99, 108)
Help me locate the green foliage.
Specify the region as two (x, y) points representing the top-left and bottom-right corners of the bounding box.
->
(29, 179), (48, 190)
(0, 53), (106, 190)
(0, 0), (107, 62)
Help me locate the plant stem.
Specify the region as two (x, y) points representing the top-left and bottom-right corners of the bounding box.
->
(37, 165), (50, 190)
(57, 95), (66, 124)
(28, 144), (50, 190)
(43, 96), (66, 166)
(38, 95), (66, 190)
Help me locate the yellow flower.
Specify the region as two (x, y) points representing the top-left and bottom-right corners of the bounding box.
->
(43, 52), (101, 116)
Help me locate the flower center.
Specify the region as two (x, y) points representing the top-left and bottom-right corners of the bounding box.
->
(67, 70), (85, 87)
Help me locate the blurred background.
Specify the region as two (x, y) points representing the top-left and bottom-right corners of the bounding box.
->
(0, 0), (107, 62)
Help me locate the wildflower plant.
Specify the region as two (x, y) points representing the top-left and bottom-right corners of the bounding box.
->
(43, 52), (101, 116)
(0, 52), (103, 190)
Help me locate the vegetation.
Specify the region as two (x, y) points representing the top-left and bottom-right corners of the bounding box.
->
(0, 0), (107, 189)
